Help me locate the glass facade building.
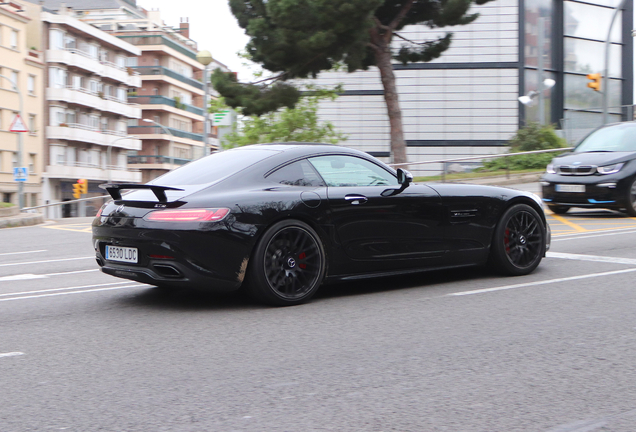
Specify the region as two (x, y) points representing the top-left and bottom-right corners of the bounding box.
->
(309, 0), (633, 175)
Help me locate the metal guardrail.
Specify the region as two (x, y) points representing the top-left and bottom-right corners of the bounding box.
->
(389, 147), (573, 182)
(22, 194), (111, 212)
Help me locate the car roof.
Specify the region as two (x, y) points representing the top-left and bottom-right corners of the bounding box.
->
(223, 142), (373, 159)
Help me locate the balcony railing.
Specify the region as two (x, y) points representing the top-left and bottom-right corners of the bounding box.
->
(117, 34), (198, 60)
(128, 125), (203, 142)
(58, 123), (128, 137)
(133, 66), (203, 90)
(128, 95), (203, 116)
(128, 155), (191, 166)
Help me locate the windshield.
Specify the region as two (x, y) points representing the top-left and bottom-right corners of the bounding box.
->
(576, 123), (636, 153)
(148, 148), (281, 186)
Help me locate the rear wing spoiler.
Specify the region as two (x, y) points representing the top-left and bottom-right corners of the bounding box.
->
(99, 183), (184, 202)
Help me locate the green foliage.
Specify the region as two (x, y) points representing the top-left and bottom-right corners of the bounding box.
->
(222, 86), (347, 148)
(0, 202), (15, 208)
(219, 0), (494, 116)
(482, 123), (568, 171)
(212, 69), (301, 116)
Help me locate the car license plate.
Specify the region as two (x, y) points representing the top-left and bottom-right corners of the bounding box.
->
(105, 245), (138, 263)
(555, 184), (585, 193)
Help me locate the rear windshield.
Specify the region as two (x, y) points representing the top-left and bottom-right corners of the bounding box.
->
(576, 123), (636, 153)
(148, 148), (281, 186)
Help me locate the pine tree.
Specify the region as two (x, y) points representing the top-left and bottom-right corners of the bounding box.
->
(214, 0), (494, 164)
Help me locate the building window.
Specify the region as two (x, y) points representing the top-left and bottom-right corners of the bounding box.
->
(10, 30), (18, 50)
(126, 57), (137, 67)
(49, 29), (64, 50)
(27, 75), (35, 95)
(117, 87), (126, 102)
(65, 35), (76, 49)
(12, 152), (17, 168)
(29, 154), (35, 173)
(9, 70), (18, 89)
(48, 67), (67, 89)
(28, 114), (36, 135)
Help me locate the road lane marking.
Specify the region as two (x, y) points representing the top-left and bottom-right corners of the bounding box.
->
(0, 284), (146, 302)
(554, 228), (636, 241)
(0, 352), (24, 358)
(547, 252), (636, 266)
(550, 214), (587, 232)
(448, 268), (636, 297)
(0, 250), (46, 257)
(0, 274), (47, 282)
(0, 257), (94, 267)
(0, 269), (100, 282)
(0, 281), (134, 298)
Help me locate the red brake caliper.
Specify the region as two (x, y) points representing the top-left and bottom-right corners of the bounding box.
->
(298, 252), (307, 269)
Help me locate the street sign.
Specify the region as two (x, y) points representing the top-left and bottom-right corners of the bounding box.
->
(213, 110), (232, 126)
(13, 167), (28, 182)
(9, 114), (28, 133)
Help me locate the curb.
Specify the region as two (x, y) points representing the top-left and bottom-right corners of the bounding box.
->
(0, 212), (45, 229)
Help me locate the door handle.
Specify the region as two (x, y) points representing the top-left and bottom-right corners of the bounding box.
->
(345, 195), (368, 205)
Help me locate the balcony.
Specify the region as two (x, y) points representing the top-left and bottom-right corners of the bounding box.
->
(46, 49), (141, 87)
(47, 87), (141, 118)
(47, 124), (142, 150)
(128, 95), (203, 116)
(117, 34), (198, 61)
(134, 66), (203, 90)
(128, 155), (192, 167)
(46, 162), (142, 183)
(128, 125), (203, 143)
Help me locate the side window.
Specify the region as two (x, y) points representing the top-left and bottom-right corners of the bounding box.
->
(308, 155), (398, 187)
(267, 159), (325, 187)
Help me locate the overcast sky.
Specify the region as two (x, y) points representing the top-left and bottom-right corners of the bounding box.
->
(137, 0), (254, 80)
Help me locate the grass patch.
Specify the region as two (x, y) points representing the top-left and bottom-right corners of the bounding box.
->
(414, 169), (544, 183)
(0, 202), (15, 208)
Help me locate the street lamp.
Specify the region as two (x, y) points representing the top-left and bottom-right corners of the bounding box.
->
(142, 118), (174, 168)
(196, 49), (213, 157)
(106, 135), (138, 183)
(0, 74), (24, 208)
(518, 79), (556, 114)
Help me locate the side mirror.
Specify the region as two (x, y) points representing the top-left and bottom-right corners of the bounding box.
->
(397, 168), (413, 186)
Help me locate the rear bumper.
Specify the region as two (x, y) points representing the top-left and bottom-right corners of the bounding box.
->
(96, 255), (241, 292)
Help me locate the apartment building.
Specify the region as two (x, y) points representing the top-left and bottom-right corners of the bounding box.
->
(37, 5), (142, 217)
(0, 1), (45, 207)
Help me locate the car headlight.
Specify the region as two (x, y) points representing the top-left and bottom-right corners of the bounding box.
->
(546, 163), (556, 174)
(597, 163), (624, 175)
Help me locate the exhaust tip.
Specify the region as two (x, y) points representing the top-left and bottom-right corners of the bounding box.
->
(153, 264), (182, 278)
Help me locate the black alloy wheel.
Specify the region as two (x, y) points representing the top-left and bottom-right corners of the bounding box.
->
(548, 204), (570, 215)
(626, 177), (636, 217)
(490, 204), (546, 276)
(246, 220), (325, 306)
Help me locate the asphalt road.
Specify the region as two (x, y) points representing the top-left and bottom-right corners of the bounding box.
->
(2, 208), (636, 431)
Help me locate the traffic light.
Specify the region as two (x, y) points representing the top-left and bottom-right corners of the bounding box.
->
(78, 178), (88, 194)
(72, 179), (88, 199)
(587, 73), (601, 91)
(72, 182), (82, 199)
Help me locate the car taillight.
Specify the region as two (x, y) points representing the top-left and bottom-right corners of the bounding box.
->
(143, 208), (230, 222)
(96, 204), (106, 217)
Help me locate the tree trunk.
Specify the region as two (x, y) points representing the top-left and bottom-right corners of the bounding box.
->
(375, 43), (407, 165)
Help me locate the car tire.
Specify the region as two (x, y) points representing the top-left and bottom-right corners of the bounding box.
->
(547, 204), (570, 215)
(626, 177), (636, 217)
(245, 219), (326, 306)
(490, 204), (546, 276)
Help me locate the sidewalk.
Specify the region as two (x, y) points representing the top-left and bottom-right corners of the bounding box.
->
(0, 172), (543, 229)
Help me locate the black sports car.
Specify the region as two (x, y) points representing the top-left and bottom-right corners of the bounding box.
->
(542, 121), (636, 215)
(93, 143), (550, 306)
